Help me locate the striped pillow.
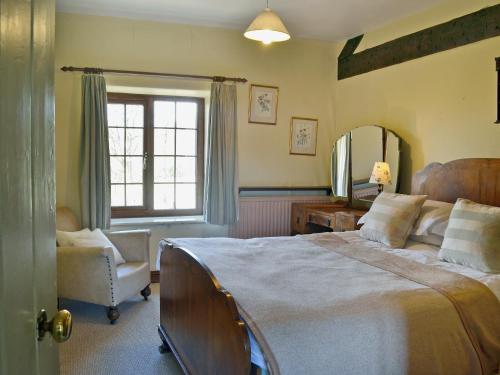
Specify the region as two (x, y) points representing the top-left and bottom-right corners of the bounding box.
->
(359, 192), (427, 248)
(439, 199), (500, 273)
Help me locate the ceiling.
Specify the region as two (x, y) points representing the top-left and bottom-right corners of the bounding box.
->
(56, 0), (447, 42)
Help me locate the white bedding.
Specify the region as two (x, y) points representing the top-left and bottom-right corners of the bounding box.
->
(334, 231), (500, 298)
(157, 231), (500, 298)
(157, 231), (500, 372)
(243, 231), (500, 370)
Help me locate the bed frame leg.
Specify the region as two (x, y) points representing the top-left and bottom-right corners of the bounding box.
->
(157, 326), (171, 354)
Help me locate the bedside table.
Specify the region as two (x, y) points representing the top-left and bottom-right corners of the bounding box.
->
(291, 202), (367, 235)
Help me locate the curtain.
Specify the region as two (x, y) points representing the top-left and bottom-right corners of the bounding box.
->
(80, 73), (111, 229)
(204, 82), (239, 225)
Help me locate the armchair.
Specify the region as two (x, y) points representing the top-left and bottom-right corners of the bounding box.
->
(56, 207), (151, 323)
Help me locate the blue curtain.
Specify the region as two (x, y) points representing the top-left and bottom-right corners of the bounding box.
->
(80, 73), (111, 229)
(204, 82), (239, 225)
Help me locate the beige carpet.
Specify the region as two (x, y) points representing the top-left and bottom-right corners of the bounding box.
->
(59, 284), (182, 375)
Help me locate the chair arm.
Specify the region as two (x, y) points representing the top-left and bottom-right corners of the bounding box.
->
(105, 229), (151, 264)
(57, 246), (119, 306)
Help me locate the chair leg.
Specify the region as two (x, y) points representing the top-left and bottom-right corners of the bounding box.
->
(107, 306), (120, 324)
(140, 284), (151, 301)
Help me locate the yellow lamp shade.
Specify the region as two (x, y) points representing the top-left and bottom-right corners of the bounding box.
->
(244, 8), (291, 45)
(369, 162), (392, 185)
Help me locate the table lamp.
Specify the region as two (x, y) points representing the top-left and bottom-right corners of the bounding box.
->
(369, 162), (392, 194)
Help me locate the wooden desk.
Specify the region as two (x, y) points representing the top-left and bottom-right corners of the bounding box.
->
(291, 202), (367, 235)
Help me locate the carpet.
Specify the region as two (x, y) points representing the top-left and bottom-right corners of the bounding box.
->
(59, 284), (182, 375)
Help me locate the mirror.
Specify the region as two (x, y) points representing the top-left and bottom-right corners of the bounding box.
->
(331, 125), (401, 202)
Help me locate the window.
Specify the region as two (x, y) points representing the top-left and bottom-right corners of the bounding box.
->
(107, 93), (204, 217)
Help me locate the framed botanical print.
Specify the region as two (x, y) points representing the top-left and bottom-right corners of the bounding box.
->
(248, 84), (279, 125)
(289, 117), (318, 156)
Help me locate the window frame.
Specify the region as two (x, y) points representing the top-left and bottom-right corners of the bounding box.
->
(107, 92), (205, 218)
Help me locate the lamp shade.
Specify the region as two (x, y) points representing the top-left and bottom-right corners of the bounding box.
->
(244, 8), (291, 44)
(369, 162), (392, 185)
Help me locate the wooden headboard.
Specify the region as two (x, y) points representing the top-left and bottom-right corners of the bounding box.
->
(411, 158), (500, 206)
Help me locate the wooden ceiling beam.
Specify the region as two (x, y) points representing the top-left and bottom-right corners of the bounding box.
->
(338, 4), (500, 80)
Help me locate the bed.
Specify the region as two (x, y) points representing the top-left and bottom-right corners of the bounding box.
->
(157, 158), (500, 375)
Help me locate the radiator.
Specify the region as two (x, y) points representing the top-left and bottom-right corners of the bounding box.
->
(228, 195), (331, 239)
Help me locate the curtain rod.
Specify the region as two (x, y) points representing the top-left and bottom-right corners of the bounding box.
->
(60, 66), (248, 83)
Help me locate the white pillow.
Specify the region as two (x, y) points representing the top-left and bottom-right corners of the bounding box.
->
(439, 199), (500, 273)
(359, 192), (427, 248)
(411, 200), (453, 237)
(56, 228), (90, 246)
(56, 228), (126, 265)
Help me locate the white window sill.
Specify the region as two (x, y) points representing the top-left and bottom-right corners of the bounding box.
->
(111, 215), (205, 227)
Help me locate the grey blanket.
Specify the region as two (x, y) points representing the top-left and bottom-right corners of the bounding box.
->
(160, 234), (500, 375)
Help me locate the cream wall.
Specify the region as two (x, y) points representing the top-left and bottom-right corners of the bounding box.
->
(55, 13), (336, 217)
(334, 0), (500, 193)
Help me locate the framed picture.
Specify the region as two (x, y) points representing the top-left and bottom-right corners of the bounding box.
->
(248, 84), (279, 125)
(289, 117), (318, 156)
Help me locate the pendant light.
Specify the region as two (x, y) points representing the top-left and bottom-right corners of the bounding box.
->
(244, 0), (290, 45)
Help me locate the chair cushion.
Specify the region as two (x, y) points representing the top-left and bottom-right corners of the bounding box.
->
(116, 262), (150, 304)
(56, 207), (81, 231)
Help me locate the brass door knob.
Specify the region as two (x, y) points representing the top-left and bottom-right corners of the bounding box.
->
(37, 309), (72, 343)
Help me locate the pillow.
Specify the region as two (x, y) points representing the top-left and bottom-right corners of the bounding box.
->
(56, 228), (126, 265)
(359, 192), (427, 248)
(56, 228), (90, 246)
(439, 199), (500, 273)
(411, 200), (453, 236)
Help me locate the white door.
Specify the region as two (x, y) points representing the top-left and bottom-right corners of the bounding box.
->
(0, 0), (69, 374)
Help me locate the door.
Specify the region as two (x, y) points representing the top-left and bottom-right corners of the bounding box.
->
(0, 0), (65, 374)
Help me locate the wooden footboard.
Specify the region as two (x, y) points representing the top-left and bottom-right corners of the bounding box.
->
(159, 243), (251, 374)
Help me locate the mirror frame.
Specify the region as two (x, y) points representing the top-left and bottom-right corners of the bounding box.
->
(331, 125), (401, 206)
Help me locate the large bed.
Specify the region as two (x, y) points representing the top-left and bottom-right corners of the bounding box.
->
(157, 159), (500, 375)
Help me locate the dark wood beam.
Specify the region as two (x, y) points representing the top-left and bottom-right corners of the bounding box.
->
(338, 4), (500, 80)
(338, 35), (364, 60)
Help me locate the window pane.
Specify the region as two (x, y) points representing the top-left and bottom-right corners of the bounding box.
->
(126, 104), (144, 128)
(126, 184), (143, 206)
(108, 128), (124, 155)
(110, 157), (124, 183)
(176, 102), (197, 129)
(126, 128), (143, 155)
(176, 129), (196, 156)
(126, 157), (143, 183)
(154, 184), (174, 209)
(154, 157), (175, 182)
(176, 157), (196, 183)
(154, 129), (175, 155)
(176, 184), (196, 209)
(111, 184), (125, 206)
(154, 101), (175, 127)
(108, 104), (124, 127)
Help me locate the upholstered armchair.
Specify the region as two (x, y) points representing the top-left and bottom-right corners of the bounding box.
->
(56, 207), (151, 323)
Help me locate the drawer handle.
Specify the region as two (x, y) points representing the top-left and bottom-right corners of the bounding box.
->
(296, 217), (300, 224)
(327, 219), (331, 227)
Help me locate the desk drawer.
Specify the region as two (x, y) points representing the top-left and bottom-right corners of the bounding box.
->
(308, 212), (335, 229)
